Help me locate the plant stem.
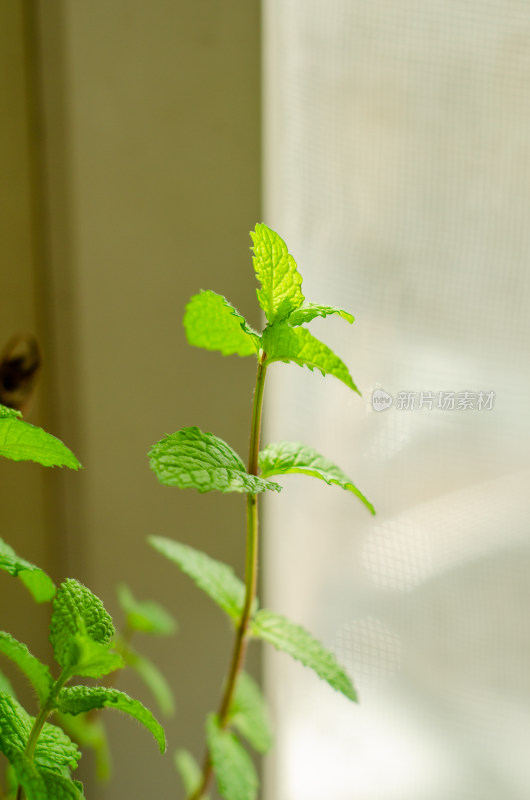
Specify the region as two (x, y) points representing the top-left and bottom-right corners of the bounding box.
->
(15, 703), (52, 800)
(15, 672), (68, 800)
(189, 353), (268, 800)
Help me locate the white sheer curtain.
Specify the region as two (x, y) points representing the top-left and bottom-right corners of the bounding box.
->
(263, 2), (530, 798)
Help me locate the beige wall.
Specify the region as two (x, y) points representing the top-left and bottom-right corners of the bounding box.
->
(2, 2), (261, 797)
(0, 0), (56, 689)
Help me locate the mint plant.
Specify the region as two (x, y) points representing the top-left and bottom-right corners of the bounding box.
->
(149, 223), (375, 800)
(0, 405), (167, 799)
(0, 575), (165, 800)
(56, 582), (177, 783)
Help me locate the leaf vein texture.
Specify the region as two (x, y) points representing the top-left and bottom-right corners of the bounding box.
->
(250, 224), (304, 324)
(149, 427), (281, 494)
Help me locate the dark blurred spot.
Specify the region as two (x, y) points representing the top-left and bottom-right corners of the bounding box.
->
(0, 333), (41, 414)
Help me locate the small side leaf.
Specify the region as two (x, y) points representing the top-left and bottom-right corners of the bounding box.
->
(149, 427), (281, 494)
(250, 610), (357, 702)
(206, 714), (258, 800)
(49, 580), (115, 672)
(0, 632), (53, 704)
(250, 224), (304, 324)
(0, 405), (81, 469)
(262, 324), (359, 394)
(149, 537), (250, 622)
(67, 631), (124, 679)
(0, 537), (56, 602)
(258, 442), (375, 514)
(121, 645), (175, 716)
(117, 583), (177, 636)
(56, 686), (166, 754)
(287, 303), (354, 327)
(174, 749), (210, 800)
(228, 672), (272, 754)
(184, 291), (260, 357)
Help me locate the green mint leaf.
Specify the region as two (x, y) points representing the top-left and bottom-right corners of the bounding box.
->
(258, 442), (375, 515)
(49, 580), (115, 672)
(121, 644), (175, 716)
(66, 630), (124, 679)
(14, 764), (85, 800)
(250, 224), (304, 324)
(262, 324), (359, 393)
(228, 672), (272, 754)
(174, 749), (210, 799)
(56, 686), (166, 754)
(149, 537), (251, 623)
(0, 692), (30, 759)
(0, 537), (56, 602)
(9, 752), (46, 800)
(13, 753), (85, 800)
(36, 723), (80, 778)
(12, 752), (86, 800)
(184, 291), (260, 357)
(287, 303), (354, 327)
(0, 632), (53, 704)
(0, 408), (81, 469)
(149, 427), (281, 494)
(117, 583), (177, 636)
(206, 714), (258, 800)
(56, 713), (110, 783)
(250, 609), (357, 702)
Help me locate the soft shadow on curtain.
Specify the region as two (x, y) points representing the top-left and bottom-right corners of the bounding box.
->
(263, 2), (530, 798)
